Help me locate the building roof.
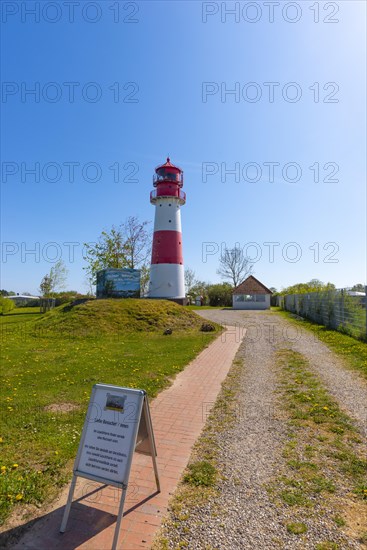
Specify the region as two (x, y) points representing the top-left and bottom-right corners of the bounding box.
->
(7, 295), (40, 300)
(155, 157), (182, 173)
(233, 275), (273, 295)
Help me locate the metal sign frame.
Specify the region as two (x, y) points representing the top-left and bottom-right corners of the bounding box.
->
(60, 384), (160, 550)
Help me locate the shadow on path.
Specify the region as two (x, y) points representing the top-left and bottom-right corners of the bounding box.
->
(1, 483), (159, 550)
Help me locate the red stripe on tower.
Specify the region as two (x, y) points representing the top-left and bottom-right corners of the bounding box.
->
(151, 231), (183, 264)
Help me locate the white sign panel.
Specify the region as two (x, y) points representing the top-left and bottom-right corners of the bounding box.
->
(75, 384), (145, 487)
(61, 384), (159, 549)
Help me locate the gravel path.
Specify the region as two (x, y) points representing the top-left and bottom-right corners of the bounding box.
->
(161, 309), (367, 549)
(197, 309), (367, 439)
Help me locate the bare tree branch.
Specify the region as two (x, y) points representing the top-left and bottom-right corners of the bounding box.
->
(217, 247), (253, 287)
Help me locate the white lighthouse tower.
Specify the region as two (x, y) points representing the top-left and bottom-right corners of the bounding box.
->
(148, 158), (186, 302)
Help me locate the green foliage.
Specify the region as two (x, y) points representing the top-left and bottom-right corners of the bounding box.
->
(276, 284), (366, 340)
(139, 264), (150, 297)
(207, 283), (233, 307)
(39, 260), (68, 297)
(0, 297), (15, 315)
(279, 279), (335, 295)
(48, 291), (91, 306)
(184, 267), (197, 295)
(83, 216), (151, 285)
(39, 275), (53, 297)
(183, 461), (217, 487)
(187, 280), (211, 305)
(351, 284), (365, 292)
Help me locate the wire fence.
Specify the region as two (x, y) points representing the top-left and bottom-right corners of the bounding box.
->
(276, 288), (367, 341)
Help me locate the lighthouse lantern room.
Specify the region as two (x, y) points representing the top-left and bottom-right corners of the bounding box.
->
(148, 158), (186, 302)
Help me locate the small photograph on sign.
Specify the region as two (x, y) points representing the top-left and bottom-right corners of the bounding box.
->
(105, 393), (126, 412)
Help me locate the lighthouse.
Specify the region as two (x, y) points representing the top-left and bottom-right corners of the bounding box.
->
(148, 158), (186, 302)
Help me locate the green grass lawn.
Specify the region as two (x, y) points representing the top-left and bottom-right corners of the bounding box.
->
(0, 301), (219, 526)
(272, 307), (367, 379)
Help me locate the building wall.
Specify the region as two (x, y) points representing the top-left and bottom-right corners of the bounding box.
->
(232, 294), (271, 310)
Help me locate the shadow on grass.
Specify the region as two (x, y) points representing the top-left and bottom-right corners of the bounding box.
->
(0, 484), (160, 549)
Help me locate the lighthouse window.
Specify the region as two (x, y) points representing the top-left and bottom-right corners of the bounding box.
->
(169, 220), (172, 223)
(169, 204), (171, 206)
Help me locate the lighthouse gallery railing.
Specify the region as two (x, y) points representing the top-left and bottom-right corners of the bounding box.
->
(150, 189), (186, 203)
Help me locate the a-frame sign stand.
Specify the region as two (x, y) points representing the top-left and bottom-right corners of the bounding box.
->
(60, 385), (160, 550)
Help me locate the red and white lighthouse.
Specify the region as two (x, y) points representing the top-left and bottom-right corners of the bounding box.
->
(148, 158), (186, 300)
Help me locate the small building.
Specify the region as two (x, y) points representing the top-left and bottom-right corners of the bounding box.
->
(96, 268), (141, 299)
(232, 275), (273, 310)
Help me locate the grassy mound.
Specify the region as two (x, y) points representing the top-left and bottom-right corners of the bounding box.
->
(34, 298), (213, 336)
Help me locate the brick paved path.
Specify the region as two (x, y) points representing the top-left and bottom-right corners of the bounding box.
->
(11, 320), (244, 550)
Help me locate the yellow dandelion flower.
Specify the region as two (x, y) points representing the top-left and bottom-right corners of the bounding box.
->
(0, 438), (3, 443)
(12, 463), (18, 469)
(323, 406), (329, 411)
(1, 466), (6, 471)
(15, 494), (23, 501)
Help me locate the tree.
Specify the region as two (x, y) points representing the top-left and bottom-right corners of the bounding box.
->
(39, 260), (68, 297)
(279, 280), (335, 295)
(123, 216), (151, 269)
(140, 264), (150, 297)
(207, 283), (233, 307)
(0, 296), (15, 315)
(184, 267), (197, 295)
(84, 216), (151, 284)
(188, 280), (211, 305)
(351, 283), (365, 292)
(217, 247), (253, 287)
(39, 275), (53, 297)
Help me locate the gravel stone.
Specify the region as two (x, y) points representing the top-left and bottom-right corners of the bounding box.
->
(159, 309), (366, 549)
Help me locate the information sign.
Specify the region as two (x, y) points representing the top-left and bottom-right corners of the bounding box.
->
(60, 384), (159, 550)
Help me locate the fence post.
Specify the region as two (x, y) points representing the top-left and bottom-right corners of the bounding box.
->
(365, 286), (367, 340)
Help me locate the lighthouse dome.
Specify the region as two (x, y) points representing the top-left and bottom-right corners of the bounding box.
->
(155, 157), (182, 173)
(154, 157), (183, 187)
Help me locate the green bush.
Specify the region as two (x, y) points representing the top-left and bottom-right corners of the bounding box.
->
(207, 283), (233, 307)
(0, 296), (15, 315)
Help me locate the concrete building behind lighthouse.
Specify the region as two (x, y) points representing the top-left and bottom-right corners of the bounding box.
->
(148, 158), (186, 302)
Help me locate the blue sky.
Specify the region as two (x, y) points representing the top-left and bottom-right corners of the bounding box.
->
(1, 0), (366, 294)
